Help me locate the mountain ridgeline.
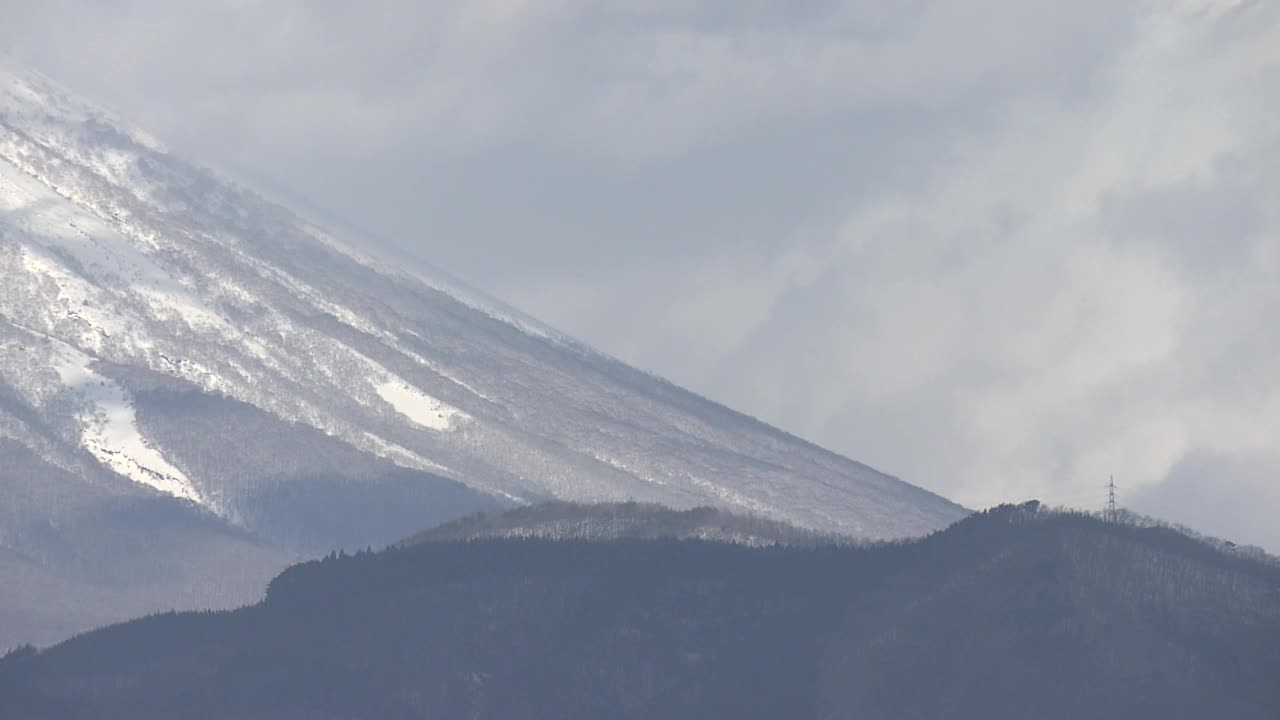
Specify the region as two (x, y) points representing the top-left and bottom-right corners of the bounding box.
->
(3, 505), (1277, 720)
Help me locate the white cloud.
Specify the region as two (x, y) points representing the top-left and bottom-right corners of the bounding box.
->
(696, 0), (1278, 516)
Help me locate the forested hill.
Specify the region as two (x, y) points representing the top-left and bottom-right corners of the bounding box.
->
(3, 506), (1279, 720)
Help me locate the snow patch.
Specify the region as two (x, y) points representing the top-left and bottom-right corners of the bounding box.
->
(375, 379), (463, 432)
(1, 156), (232, 335)
(686, 475), (773, 517)
(16, 244), (129, 351)
(590, 452), (667, 486)
(356, 431), (524, 504)
(48, 343), (205, 506)
(357, 431), (452, 475)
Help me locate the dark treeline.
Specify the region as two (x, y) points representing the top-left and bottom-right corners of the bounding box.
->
(2, 505), (1278, 720)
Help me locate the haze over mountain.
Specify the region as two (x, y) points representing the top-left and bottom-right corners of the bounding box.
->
(0, 61), (965, 649)
(405, 501), (842, 547)
(4, 504), (1276, 720)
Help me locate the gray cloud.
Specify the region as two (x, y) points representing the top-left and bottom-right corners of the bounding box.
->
(1130, 450), (1280, 552)
(3, 0), (1277, 545)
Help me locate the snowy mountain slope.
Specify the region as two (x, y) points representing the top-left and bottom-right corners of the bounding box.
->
(0, 60), (965, 537)
(0, 61), (970, 648)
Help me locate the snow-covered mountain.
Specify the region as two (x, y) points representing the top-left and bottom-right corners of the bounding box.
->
(0, 61), (967, 648)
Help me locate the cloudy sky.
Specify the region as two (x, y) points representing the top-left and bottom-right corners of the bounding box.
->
(3, 0), (1277, 549)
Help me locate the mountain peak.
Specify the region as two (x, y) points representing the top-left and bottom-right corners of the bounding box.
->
(0, 58), (168, 154)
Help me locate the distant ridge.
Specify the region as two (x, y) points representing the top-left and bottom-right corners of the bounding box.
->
(4, 505), (1277, 719)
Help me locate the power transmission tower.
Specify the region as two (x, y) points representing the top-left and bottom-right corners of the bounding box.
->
(1106, 476), (1118, 523)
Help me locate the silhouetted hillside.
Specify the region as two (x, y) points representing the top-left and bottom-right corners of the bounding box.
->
(2, 505), (1278, 720)
(404, 501), (843, 546)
